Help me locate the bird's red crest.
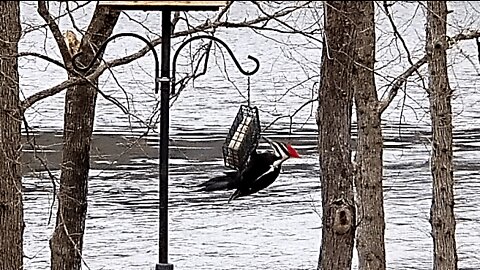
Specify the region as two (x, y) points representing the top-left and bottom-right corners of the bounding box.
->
(287, 144), (300, 158)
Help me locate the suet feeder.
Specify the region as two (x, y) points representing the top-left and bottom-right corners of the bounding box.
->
(222, 105), (261, 171)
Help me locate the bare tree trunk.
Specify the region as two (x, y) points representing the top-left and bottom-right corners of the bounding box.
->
(317, 2), (356, 269)
(49, 6), (120, 270)
(0, 2), (23, 269)
(426, 2), (458, 270)
(352, 2), (386, 270)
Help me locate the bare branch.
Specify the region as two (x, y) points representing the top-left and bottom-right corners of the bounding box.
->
(382, 1), (416, 66)
(173, 3), (307, 37)
(214, 1), (233, 21)
(22, 118), (58, 225)
(65, 1), (84, 36)
(262, 98), (317, 133)
(21, 4), (303, 110)
(378, 55), (427, 113)
(171, 42), (213, 102)
(378, 29), (480, 113)
(381, 1), (426, 102)
(23, 2), (90, 35)
(449, 29), (480, 43)
(251, 1), (322, 43)
(17, 52), (66, 70)
(21, 77), (83, 110)
(37, 1), (73, 67)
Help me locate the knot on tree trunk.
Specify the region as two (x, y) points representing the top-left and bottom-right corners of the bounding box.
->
(331, 197), (355, 235)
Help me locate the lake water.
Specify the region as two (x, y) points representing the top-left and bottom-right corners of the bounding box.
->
(18, 2), (480, 270)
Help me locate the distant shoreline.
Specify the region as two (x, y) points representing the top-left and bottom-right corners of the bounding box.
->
(20, 131), (316, 173)
(21, 132), (224, 173)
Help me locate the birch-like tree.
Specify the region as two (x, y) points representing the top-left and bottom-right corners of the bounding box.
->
(426, 1), (458, 269)
(352, 2), (386, 269)
(36, 2), (122, 269)
(0, 2), (23, 269)
(317, 2), (356, 269)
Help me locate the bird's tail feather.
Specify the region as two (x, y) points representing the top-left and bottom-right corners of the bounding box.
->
(196, 173), (237, 192)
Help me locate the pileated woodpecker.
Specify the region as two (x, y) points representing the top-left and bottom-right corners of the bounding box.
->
(198, 137), (301, 202)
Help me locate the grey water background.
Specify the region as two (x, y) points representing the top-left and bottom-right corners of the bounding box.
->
(18, 2), (480, 270)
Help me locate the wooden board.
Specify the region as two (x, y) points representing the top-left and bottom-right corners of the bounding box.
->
(99, 1), (228, 11)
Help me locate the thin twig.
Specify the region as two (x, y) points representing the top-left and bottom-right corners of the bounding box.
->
(378, 55), (427, 113)
(21, 4), (302, 110)
(22, 118), (58, 225)
(37, 1), (72, 67)
(378, 29), (480, 113)
(262, 98), (317, 132)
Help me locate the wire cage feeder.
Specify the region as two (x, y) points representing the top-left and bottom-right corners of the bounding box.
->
(222, 105), (261, 171)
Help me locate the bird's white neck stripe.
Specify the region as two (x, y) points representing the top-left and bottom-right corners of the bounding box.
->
(269, 141), (290, 167)
(271, 141), (288, 158)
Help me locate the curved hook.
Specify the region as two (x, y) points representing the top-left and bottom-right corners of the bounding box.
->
(172, 35), (260, 94)
(72, 33), (160, 94)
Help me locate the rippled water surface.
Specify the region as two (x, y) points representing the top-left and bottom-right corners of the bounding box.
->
(18, 2), (480, 270)
(22, 129), (480, 270)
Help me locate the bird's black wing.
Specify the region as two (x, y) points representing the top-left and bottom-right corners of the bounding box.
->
(236, 151), (277, 188)
(197, 170), (240, 191)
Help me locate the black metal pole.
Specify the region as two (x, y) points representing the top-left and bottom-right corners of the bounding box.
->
(157, 9), (173, 270)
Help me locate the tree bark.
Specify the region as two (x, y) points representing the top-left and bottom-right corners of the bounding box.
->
(426, 2), (458, 270)
(352, 2), (386, 270)
(49, 6), (120, 270)
(0, 2), (23, 269)
(317, 2), (356, 269)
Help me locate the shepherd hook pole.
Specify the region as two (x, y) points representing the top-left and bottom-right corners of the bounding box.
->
(157, 10), (173, 270)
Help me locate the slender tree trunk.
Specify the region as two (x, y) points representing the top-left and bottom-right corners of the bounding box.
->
(0, 2), (23, 269)
(49, 7), (120, 270)
(352, 2), (386, 270)
(426, 2), (458, 270)
(317, 2), (356, 269)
